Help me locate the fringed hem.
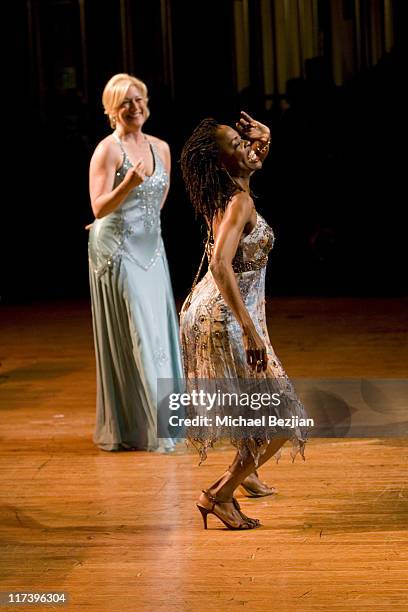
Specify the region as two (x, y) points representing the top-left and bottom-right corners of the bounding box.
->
(187, 432), (307, 467)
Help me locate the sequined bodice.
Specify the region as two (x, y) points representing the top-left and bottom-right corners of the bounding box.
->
(207, 212), (274, 273)
(232, 212), (274, 272)
(88, 135), (168, 275)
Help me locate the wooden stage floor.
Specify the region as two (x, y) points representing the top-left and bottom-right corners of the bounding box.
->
(0, 298), (407, 611)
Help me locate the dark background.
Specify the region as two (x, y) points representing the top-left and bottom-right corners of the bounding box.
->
(6, 0), (406, 303)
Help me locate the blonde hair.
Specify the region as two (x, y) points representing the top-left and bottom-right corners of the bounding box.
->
(102, 73), (150, 128)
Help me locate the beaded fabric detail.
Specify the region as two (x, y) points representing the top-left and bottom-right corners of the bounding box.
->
(205, 213), (274, 273)
(88, 133), (168, 276)
(180, 211), (309, 466)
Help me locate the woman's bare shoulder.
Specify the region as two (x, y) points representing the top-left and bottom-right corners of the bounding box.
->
(91, 134), (121, 164)
(228, 191), (254, 215)
(145, 133), (169, 151)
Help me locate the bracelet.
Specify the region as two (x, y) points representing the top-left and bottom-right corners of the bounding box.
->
(256, 138), (271, 155)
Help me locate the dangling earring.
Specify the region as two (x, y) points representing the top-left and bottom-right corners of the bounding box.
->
(111, 115), (117, 128)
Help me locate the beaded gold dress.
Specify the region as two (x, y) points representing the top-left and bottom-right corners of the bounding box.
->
(180, 212), (308, 464)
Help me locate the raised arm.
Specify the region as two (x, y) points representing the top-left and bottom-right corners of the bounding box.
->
(210, 192), (267, 371)
(236, 111), (271, 162)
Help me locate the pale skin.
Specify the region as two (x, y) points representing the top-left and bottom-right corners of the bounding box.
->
(197, 112), (289, 528)
(89, 84), (170, 220)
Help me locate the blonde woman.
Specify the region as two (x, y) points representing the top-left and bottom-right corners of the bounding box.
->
(88, 73), (182, 451)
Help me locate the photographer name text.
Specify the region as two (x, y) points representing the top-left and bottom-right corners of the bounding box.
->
(168, 415), (314, 428)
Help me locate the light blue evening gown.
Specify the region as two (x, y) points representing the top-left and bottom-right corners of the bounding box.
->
(88, 133), (183, 451)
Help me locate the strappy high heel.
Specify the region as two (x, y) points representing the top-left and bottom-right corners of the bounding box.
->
(196, 490), (260, 530)
(232, 496), (260, 526)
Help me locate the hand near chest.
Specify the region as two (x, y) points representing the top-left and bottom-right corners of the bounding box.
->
(123, 158), (146, 189)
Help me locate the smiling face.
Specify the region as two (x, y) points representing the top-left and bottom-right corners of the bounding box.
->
(102, 74), (150, 130)
(216, 125), (262, 176)
(115, 85), (148, 131)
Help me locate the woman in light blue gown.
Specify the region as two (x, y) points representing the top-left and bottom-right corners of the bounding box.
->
(88, 73), (183, 451)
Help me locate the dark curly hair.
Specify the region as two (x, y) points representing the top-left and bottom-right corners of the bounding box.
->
(180, 118), (238, 223)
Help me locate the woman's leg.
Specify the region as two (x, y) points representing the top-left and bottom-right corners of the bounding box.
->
(240, 470), (278, 496)
(209, 437), (287, 498)
(197, 437), (288, 527)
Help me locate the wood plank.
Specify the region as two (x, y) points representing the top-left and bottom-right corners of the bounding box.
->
(0, 299), (407, 611)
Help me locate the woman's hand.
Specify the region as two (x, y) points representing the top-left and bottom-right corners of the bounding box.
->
(124, 159), (145, 189)
(236, 111), (270, 144)
(242, 323), (268, 373)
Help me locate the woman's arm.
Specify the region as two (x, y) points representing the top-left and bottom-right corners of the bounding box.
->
(236, 110), (271, 162)
(210, 192), (267, 371)
(89, 140), (145, 219)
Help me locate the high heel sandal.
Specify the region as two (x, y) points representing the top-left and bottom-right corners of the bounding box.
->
(197, 490), (260, 530)
(232, 497), (260, 526)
